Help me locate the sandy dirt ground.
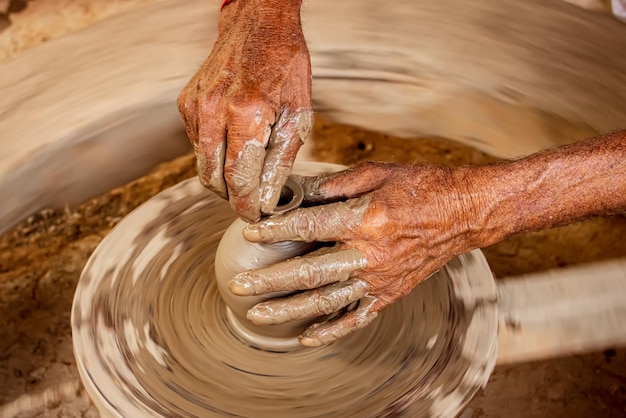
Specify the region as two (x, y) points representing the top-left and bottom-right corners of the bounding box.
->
(1, 1), (626, 417)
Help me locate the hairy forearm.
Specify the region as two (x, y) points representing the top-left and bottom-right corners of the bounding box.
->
(459, 130), (626, 247)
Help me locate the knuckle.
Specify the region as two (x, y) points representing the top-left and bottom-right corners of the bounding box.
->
(177, 101), (198, 137)
(248, 276), (267, 295)
(296, 260), (321, 288)
(301, 175), (330, 201)
(278, 109), (313, 144)
(316, 295), (335, 315)
(176, 84), (192, 112)
(226, 168), (258, 197)
(353, 311), (373, 329)
(293, 212), (317, 242)
(177, 84), (203, 117)
(224, 148), (263, 194)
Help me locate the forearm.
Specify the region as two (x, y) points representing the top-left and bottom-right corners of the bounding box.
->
(219, 0), (302, 31)
(460, 130), (626, 247)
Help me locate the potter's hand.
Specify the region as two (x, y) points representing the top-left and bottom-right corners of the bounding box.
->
(177, 0), (312, 222)
(230, 130), (626, 346)
(228, 162), (483, 346)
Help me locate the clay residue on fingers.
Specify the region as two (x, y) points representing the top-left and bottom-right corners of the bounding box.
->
(247, 279), (367, 325)
(230, 139), (265, 196)
(298, 162), (407, 205)
(299, 294), (378, 347)
(260, 109), (313, 213)
(295, 172), (339, 203)
(244, 195), (371, 243)
(226, 138), (266, 219)
(229, 248), (367, 296)
(196, 142), (228, 200)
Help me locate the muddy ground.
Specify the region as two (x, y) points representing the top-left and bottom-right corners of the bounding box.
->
(1, 0), (626, 417)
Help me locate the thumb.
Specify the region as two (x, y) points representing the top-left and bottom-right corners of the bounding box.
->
(299, 162), (397, 204)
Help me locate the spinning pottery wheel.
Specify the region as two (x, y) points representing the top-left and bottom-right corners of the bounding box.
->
(71, 162), (499, 417)
(71, 161), (626, 417)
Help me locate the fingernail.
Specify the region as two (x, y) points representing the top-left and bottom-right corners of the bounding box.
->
(299, 335), (323, 347)
(243, 224), (261, 242)
(228, 275), (254, 296)
(247, 305), (275, 325)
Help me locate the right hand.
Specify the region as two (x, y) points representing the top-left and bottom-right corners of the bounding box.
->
(229, 162), (486, 346)
(177, 0), (312, 222)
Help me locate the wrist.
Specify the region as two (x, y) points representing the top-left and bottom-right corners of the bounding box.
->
(219, 0), (303, 31)
(221, 0), (302, 17)
(453, 157), (568, 249)
(222, 0), (302, 9)
(450, 165), (512, 250)
(451, 130), (626, 251)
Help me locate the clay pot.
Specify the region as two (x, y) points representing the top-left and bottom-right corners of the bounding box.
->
(214, 164), (342, 350)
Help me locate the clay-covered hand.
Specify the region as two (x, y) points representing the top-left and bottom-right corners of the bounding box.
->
(177, 0), (312, 221)
(228, 162), (485, 346)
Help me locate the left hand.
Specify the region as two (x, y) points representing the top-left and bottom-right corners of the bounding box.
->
(177, 0), (311, 221)
(228, 162), (486, 347)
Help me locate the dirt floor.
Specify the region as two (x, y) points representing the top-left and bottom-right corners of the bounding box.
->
(1, 1), (626, 417)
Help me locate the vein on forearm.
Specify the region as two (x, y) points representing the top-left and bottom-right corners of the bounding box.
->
(466, 130), (626, 247)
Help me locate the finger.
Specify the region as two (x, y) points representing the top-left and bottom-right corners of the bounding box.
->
(299, 296), (379, 347)
(196, 110), (228, 200)
(176, 88), (199, 145)
(247, 279), (367, 325)
(229, 248), (366, 296)
(259, 108), (313, 214)
(243, 196), (370, 243)
(177, 83), (230, 200)
(223, 103), (275, 221)
(298, 161), (396, 204)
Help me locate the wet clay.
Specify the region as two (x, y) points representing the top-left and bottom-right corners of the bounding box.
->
(216, 217), (318, 349)
(258, 109), (314, 214)
(215, 164), (340, 350)
(71, 162), (499, 417)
